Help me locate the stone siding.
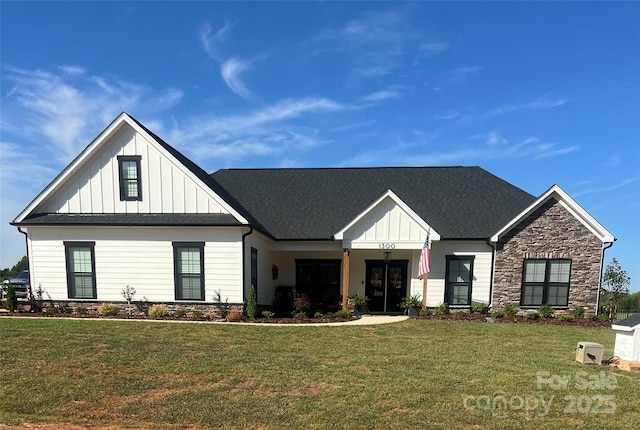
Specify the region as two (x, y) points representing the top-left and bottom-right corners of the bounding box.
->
(493, 198), (602, 313)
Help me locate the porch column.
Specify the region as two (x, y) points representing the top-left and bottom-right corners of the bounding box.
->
(342, 248), (350, 310)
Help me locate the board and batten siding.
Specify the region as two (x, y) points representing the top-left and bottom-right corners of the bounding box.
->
(409, 241), (493, 307)
(40, 126), (229, 215)
(27, 226), (244, 303)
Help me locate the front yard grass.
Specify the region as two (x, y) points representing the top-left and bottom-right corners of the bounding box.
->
(0, 318), (638, 429)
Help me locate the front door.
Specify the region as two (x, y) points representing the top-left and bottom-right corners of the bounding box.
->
(365, 260), (408, 313)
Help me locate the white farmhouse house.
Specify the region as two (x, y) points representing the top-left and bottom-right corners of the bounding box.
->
(11, 113), (616, 314)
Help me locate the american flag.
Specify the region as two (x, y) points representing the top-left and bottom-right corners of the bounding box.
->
(418, 234), (430, 279)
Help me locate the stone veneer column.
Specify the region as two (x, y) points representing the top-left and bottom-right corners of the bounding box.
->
(493, 198), (602, 313)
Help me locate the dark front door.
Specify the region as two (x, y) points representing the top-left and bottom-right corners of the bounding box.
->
(365, 260), (408, 313)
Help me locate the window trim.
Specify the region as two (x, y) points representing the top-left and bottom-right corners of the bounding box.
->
(118, 155), (142, 201)
(520, 259), (571, 307)
(64, 241), (97, 300)
(173, 242), (205, 301)
(444, 255), (474, 306)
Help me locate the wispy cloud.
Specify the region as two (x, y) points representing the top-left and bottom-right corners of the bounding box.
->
(447, 66), (482, 83)
(359, 86), (403, 105)
(485, 95), (569, 118)
(420, 42), (451, 56)
(573, 177), (640, 197)
(220, 57), (254, 100)
(1, 65), (182, 162)
(199, 20), (234, 61)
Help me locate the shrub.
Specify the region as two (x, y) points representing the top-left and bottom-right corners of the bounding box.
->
(434, 302), (449, 315)
(454, 310), (466, 318)
(502, 303), (518, 316)
(245, 285), (257, 318)
(590, 314), (609, 322)
(29, 284), (45, 313)
(4, 283), (18, 312)
(293, 293), (312, 316)
(174, 308), (187, 319)
(74, 306), (88, 316)
(98, 303), (118, 316)
(333, 309), (352, 319)
(314, 311), (325, 319)
(419, 308), (432, 317)
(526, 312), (540, 320)
(294, 312), (307, 320)
(191, 310), (204, 320)
(559, 315), (575, 322)
(135, 297), (150, 315)
(212, 290), (231, 319)
(571, 306), (585, 319)
(538, 304), (554, 318)
(491, 310), (505, 319)
(400, 294), (422, 310)
(148, 304), (169, 317)
(226, 309), (244, 322)
(261, 310), (275, 319)
(471, 303), (488, 314)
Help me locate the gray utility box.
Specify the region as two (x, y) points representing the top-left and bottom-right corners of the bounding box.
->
(576, 342), (604, 365)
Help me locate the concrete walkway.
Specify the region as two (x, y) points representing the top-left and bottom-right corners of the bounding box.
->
(228, 314), (410, 327)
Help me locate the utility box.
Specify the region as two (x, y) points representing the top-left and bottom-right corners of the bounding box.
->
(576, 342), (604, 365)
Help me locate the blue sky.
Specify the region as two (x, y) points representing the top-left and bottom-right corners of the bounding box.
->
(1, 2), (638, 290)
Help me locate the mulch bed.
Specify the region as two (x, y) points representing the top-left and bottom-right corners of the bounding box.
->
(414, 313), (612, 328)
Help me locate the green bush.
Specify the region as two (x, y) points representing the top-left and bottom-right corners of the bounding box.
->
(74, 306), (88, 316)
(471, 303), (487, 314)
(245, 285), (257, 318)
(502, 303), (518, 316)
(491, 310), (505, 319)
(261, 310), (275, 319)
(97, 303), (118, 316)
(191, 310), (204, 320)
(526, 312), (540, 320)
(590, 314), (609, 322)
(174, 308), (187, 319)
(148, 304), (169, 317)
(333, 309), (352, 319)
(559, 315), (575, 322)
(571, 307), (585, 319)
(419, 308), (432, 317)
(434, 303), (449, 315)
(294, 312), (307, 320)
(454, 310), (466, 318)
(4, 283), (18, 312)
(538, 304), (554, 318)
(314, 311), (324, 319)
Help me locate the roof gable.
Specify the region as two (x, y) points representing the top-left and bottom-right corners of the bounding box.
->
(13, 113), (247, 224)
(334, 189), (441, 248)
(490, 185), (615, 243)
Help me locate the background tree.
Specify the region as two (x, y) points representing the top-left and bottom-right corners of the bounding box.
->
(1, 256), (28, 281)
(600, 258), (631, 321)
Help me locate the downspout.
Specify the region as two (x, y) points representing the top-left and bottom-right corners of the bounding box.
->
(241, 226), (254, 303)
(596, 241), (615, 316)
(486, 239), (497, 310)
(17, 227), (32, 293)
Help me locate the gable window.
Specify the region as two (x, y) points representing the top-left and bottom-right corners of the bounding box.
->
(521, 259), (571, 307)
(251, 247), (258, 292)
(65, 242), (96, 299)
(173, 242), (205, 301)
(118, 155), (142, 201)
(445, 256), (474, 306)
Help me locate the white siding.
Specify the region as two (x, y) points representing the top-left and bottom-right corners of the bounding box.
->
(39, 126), (230, 215)
(409, 241), (493, 307)
(27, 226), (244, 304)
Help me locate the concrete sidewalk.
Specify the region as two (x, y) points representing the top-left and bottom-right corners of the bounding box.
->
(229, 314), (409, 327)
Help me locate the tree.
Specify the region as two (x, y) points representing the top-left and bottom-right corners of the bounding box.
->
(1, 256), (28, 281)
(245, 285), (257, 318)
(601, 258), (631, 321)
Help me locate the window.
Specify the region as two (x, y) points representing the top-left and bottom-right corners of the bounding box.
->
(295, 260), (341, 307)
(445, 256), (474, 306)
(251, 247), (258, 292)
(118, 156), (142, 201)
(65, 242), (96, 299)
(173, 242), (205, 300)
(521, 259), (571, 307)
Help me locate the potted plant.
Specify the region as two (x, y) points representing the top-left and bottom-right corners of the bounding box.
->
(400, 294), (422, 317)
(348, 293), (369, 316)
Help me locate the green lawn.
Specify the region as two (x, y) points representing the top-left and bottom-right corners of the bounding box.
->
(0, 318), (638, 429)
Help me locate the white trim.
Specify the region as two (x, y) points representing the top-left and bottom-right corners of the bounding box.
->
(490, 184), (615, 243)
(333, 189), (441, 243)
(612, 323), (640, 332)
(13, 113), (248, 225)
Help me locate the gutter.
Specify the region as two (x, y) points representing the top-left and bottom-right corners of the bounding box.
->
(241, 226), (254, 302)
(486, 239), (497, 309)
(596, 241), (615, 316)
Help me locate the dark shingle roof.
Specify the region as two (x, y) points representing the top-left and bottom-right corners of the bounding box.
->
(210, 167), (536, 240)
(614, 313), (640, 328)
(19, 213), (241, 226)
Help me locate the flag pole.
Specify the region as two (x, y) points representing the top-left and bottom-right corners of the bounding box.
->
(422, 271), (428, 309)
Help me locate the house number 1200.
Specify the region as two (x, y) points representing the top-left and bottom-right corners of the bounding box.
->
(379, 243), (396, 249)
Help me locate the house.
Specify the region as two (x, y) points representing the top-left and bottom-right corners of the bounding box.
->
(11, 112), (616, 314)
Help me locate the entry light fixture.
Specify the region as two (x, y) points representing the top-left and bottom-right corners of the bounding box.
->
(384, 251), (392, 262)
